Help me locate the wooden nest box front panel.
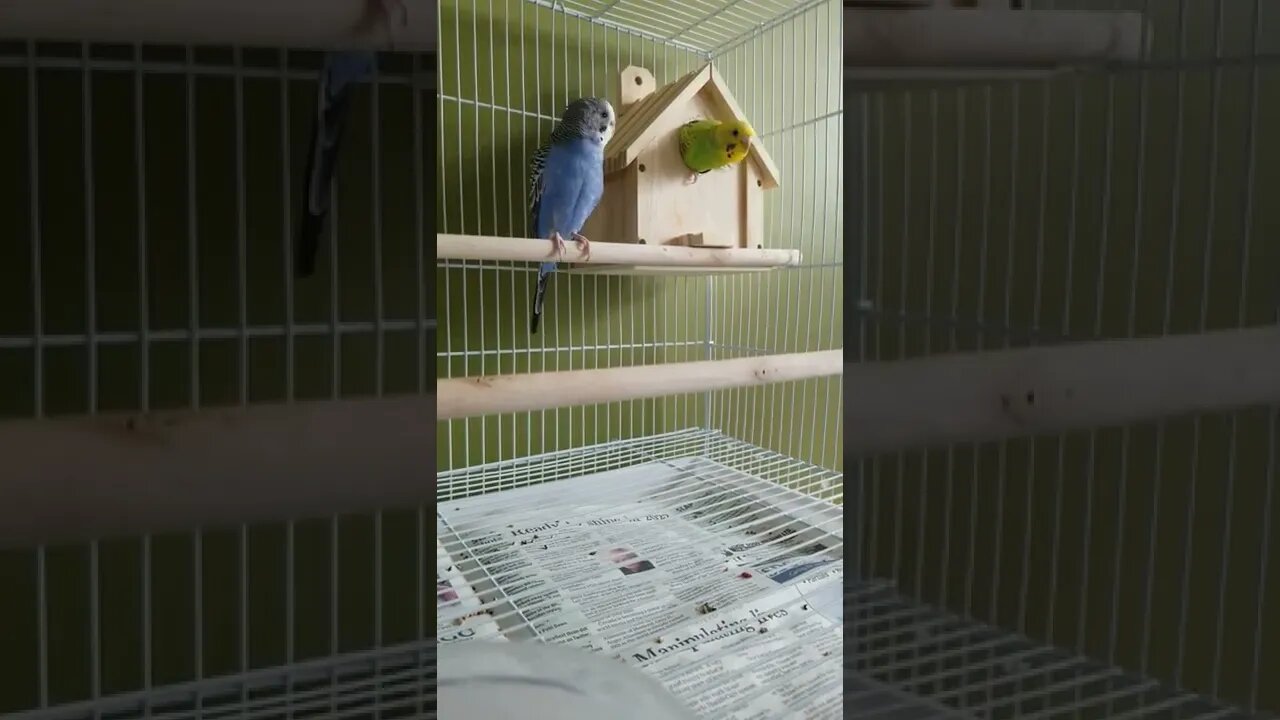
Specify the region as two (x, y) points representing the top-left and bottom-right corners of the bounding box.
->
(580, 64), (781, 251)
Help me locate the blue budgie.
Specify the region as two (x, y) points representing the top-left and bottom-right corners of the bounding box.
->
(296, 50), (375, 278)
(527, 97), (616, 334)
(296, 0), (406, 278)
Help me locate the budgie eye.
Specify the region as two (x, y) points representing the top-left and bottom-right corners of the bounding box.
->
(731, 129), (739, 137)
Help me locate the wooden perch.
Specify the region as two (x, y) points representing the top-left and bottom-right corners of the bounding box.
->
(437, 234), (801, 269)
(0, 0), (436, 50)
(0, 396), (435, 548)
(845, 326), (1280, 456)
(438, 350), (843, 420)
(844, 8), (1150, 71)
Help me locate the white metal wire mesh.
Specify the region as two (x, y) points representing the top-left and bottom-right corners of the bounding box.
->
(849, 0), (1279, 716)
(2, 1), (842, 719)
(528, 0), (817, 56)
(435, 0), (844, 474)
(436, 0), (717, 472)
(0, 45), (433, 414)
(5, 642), (434, 720)
(0, 41), (434, 719)
(433, 0), (844, 717)
(436, 428), (843, 640)
(848, 582), (1261, 720)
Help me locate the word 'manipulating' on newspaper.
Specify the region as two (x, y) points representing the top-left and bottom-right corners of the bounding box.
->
(437, 456), (844, 719)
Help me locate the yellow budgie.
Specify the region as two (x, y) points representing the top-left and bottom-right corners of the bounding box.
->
(677, 118), (755, 184)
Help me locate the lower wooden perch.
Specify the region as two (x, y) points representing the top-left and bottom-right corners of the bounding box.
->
(438, 350), (843, 420)
(845, 326), (1280, 456)
(0, 396), (435, 548)
(437, 234), (800, 270)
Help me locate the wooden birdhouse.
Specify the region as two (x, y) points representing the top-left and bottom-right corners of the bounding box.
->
(579, 63), (781, 251)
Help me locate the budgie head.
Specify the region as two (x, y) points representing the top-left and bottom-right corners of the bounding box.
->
(715, 120), (755, 165)
(556, 97), (616, 147)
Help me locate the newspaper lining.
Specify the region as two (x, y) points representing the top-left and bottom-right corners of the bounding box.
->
(437, 456), (844, 719)
(437, 539), (505, 643)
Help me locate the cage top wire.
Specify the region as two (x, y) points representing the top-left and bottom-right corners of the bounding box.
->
(533, 0), (825, 56)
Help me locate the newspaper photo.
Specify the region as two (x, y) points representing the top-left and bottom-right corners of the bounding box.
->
(437, 538), (505, 643)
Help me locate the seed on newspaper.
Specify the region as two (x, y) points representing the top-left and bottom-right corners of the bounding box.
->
(801, 604), (808, 610)
(695, 602), (716, 615)
(758, 628), (768, 634)
(589, 551), (597, 555)
(541, 545), (548, 549)
(738, 572), (753, 579)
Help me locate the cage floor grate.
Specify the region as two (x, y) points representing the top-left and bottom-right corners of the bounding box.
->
(848, 581), (1268, 720)
(5, 641), (436, 720)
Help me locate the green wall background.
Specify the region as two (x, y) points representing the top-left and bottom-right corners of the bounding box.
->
(853, 0), (1280, 713)
(0, 0), (847, 711)
(435, 0), (845, 478)
(0, 46), (432, 712)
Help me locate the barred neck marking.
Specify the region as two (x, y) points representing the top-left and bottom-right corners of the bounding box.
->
(550, 119), (588, 144)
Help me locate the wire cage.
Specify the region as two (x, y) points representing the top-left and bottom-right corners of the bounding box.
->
(434, 0), (844, 716)
(0, 0), (843, 719)
(0, 4), (437, 719)
(846, 0), (1280, 718)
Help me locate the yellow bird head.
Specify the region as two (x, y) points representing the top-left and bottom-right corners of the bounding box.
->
(715, 120), (755, 165)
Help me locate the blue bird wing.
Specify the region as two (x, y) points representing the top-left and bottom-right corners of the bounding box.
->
(296, 50), (374, 278)
(528, 138), (603, 334)
(308, 51), (373, 215)
(534, 142), (589, 240)
(569, 154), (605, 235)
(527, 143), (549, 238)
(326, 51), (376, 98)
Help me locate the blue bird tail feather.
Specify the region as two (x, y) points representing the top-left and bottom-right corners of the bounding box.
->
(530, 261), (556, 334)
(296, 52), (373, 279)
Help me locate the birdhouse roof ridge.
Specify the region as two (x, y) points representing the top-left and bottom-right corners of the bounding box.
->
(604, 63), (781, 189)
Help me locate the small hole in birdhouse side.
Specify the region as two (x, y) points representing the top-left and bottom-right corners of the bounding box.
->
(639, 163), (646, 172)
(756, 179), (762, 187)
(638, 238), (646, 244)
(756, 244), (762, 249)
(634, 76), (643, 85)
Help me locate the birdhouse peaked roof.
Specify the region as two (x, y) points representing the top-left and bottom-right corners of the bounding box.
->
(604, 63), (782, 189)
